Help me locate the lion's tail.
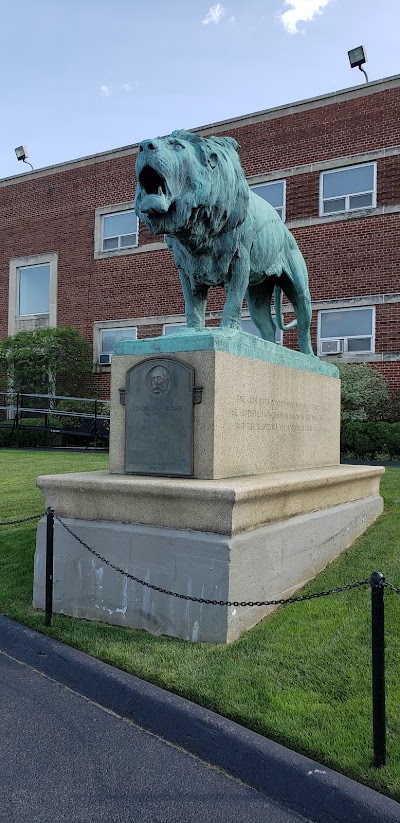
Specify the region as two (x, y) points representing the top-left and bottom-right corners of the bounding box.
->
(274, 286), (298, 332)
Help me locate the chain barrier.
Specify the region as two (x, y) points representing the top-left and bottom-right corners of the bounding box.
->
(0, 512), (45, 526)
(53, 511), (371, 607)
(384, 581), (400, 596)
(1, 504), (395, 766)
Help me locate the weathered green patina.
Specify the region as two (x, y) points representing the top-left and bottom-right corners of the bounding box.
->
(115, 329), (339, 378)
(135, 130), (313, 355)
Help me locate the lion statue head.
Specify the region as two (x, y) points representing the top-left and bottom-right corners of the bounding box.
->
(134, 129), (249, 244)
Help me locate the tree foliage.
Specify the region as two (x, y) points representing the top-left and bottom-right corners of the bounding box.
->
(335, 362), (391, 423)
(0, 327), (94, 397)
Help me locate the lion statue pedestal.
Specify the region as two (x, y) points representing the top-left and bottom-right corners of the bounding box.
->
(33, 330), (383, 643)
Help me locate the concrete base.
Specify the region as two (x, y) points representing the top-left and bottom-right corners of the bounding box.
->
(36, 464), (383, 536)
(33, 494), (383, 643)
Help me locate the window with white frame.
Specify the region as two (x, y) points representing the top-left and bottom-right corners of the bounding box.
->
(241, 316), (283, 344)
(18, 263), (50, 316)
(320, 163), (376, 216)
(9, 253), (57, 336)
(102, 210), (138, 252)
(99, 326), (138, 364)
(251, 180), (285, 221)
(318, 307), (374, 355)
(163, 322), (188, 334)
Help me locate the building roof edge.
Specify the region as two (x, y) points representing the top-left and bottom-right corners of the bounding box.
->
(1, 74), (399, 187)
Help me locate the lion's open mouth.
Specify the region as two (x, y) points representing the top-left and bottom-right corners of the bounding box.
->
(139, 165), (167, 196)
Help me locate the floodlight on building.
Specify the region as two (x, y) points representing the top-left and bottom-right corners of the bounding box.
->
(348, 46), (368, 83)
(14, 145), (34, 170)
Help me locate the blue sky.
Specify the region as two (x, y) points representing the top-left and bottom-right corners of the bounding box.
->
(1, 0), (399, 179)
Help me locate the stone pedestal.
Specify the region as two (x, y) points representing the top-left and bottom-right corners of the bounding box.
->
(33, 331), (384, 643)
(110, 330), (341, 479)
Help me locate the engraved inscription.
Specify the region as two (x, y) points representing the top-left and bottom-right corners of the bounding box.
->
(229, 394), (332, 437)
(125, 358), (194, 476)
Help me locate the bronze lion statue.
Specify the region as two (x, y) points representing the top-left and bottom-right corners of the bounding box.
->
(134, 129), (313, 355)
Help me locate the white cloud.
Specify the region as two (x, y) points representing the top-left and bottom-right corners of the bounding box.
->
(280, 0), (331, 34)
(202, 3), (227, 25)
(100, 84), (111, 96)
(229, 15), (235, 24)
(122, 82), (132, 93)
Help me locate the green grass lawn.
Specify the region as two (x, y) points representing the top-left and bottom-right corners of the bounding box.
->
(0, 449), (399, 798)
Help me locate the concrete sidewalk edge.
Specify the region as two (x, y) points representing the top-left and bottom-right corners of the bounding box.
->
(0, 614), (398, 823)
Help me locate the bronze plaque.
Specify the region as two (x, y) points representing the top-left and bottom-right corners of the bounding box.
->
(125, 358), (194, 477)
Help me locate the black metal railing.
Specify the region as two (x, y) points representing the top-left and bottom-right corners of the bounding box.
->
(0, 391), (110, 449)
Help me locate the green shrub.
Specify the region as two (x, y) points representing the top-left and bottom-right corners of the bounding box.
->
(341, 421), (400, 459)
(335, 362), (391, 423)
(390, 390), (400, 423)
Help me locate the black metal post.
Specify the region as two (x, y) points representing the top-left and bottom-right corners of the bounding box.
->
(45, 507), (54, 627)
(370, 571), (386, 767)
(94, 399), (98, 450)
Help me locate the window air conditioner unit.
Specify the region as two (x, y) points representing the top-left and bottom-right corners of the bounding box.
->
(321, 339), (342, 355)
(99, 353), (112, 365)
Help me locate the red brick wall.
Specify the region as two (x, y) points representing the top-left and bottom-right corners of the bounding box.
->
(378, 156), (400, 206)
(372, 363), (400, 392)
(293, 214), (400, 301)
(224, 87), (400, 175)
(286, 174), (319, 221)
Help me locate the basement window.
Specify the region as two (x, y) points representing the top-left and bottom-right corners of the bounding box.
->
(241, 316), (283, 344)
(163, 318), (283, 343)
(98, 326), (138, 364)
(318, 307), (375, 355)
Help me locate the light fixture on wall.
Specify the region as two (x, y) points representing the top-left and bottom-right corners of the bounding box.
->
(348, 46), (368, 83)
(14, 145), (34, 170)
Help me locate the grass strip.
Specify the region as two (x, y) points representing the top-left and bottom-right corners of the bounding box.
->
(0, 449), (399, 798)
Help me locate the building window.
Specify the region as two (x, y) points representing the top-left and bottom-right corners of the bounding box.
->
(251, 181), (285, 221)
(318, 307), (375, 355)
(241, 317), (283, 344)
(163, 323), (188, 335)
(98, 326), (138, 364)
(94, 202), (140, 259)
(18, 263), (50, 316)
(8, 253), (58, 336)
(320, 163), (376, 216)
(102, 210), (138, 251)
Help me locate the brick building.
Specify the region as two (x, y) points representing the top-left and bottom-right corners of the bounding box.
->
(1, 74), (399, 397)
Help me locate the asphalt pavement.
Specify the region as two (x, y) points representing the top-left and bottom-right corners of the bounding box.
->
(0, 649), (309, 823)
(0, 614), (399, 823)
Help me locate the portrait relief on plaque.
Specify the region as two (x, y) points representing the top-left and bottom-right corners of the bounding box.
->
(125, 357), (195, 477)
(146, 365), (170, 396)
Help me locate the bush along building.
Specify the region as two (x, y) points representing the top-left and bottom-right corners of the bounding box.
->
(0, 74), (399, 400)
